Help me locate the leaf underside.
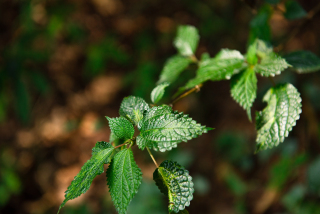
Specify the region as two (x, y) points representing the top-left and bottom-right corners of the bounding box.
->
(158, 55), (191, 84)
(284, 50), (320, 73)
(119, 96), (150, 126)
(151, 82), (170, 104)
(58, 142), (114, 213)
(107, 148), (142, 214)
(231, 67), (257, 121)
(185, 49), (245, 89)
(154, 160), (194, 213)
(255, 83), (302, 152)
(106, 117), (134, 140)
(137, 105), (211, 152)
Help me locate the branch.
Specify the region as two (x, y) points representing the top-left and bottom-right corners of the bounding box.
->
(171, 84), (203, 105)
(146, 147), (159, 168)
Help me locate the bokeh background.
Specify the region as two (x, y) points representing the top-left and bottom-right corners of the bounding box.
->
(1, 0), (320, 213)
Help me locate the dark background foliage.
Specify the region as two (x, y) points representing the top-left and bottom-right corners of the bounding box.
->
(1, 0), (320, 213)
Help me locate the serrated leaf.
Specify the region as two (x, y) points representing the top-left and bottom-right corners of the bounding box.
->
(153, 160), (194, 213)
(254, 53), (290, 77)
(174, 25), (199, 56)
(247, 39), (273, 65)
(184, 49), (245, 89)
(230, 67), (257, 121)
(284, 0), (307, 20)
(58, 142), (114, 213)
(119, 96), (150, 126)
(255, 84), (302, 152)
(106, 117), (134, 139)
(137, 105), (211, 151)
(284, 50), (320, 73)
(158, 55), (191, 84)
(107, 148), (142, 214)
(151, 82), (170, 104)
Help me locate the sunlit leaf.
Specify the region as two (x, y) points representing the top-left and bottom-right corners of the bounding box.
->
(106, 117), (134, 140)
(174, 25), (199, 56)
(137, 105), (212, 151)
(119, 96), (150, 126)
(255, 84), (302, 152)
(151, 82), (170, 104)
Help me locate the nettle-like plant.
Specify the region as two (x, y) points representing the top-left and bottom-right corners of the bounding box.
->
(58, 3), (320, 214)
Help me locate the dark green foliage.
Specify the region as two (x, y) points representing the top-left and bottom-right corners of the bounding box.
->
(153, 160), (194, 213)
(284, 51), (320, 73)
(106, 117), (135, 140)
(58, 142), (114, 213)
(107, 148), (142, 214)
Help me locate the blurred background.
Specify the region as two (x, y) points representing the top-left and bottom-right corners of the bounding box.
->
(1, 0), (320, 213)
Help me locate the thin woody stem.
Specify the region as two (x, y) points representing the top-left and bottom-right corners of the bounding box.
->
(146, 147), (159, 168)
(171, 84), (203, 105)
(114, 139), (132, 149)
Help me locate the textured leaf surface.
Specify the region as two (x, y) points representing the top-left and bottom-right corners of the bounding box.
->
(231, 67), (257, 121)
(254, 53), (290, 76)
(284, 50), (320, 73)
(173, 25), (199, 56)
(59, 142), (114, 212)
(137, 105), (211, 151)
(255, 84), (302, 152)
(106, 117), (134, 139)
(151, 82), (170, 104)
(107, 148), (142, 214)
(284, 0), (307, 20)
(185, 49), (245, 89)
(153, 160), (194, 213)
(119, 96), (150, 126)
(158, 55), (191, 84)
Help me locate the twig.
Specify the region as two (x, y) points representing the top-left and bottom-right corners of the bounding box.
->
(114, 139), (132, 149)
(171, 84), (203, 105)
(146, 147), (159, 168)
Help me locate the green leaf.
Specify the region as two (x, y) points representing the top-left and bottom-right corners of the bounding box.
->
(106, 117), (134, 139)
(184, 49), (245, 89)
(119, 96), (150, 126)
(158, 55), (191, 84)
(151, 82), (170, 104)
(137, 105), (211, 151)
(174, 25), (199, 56)
(254, 53), (290, 77)
(284, 0), (307, 20)
(58, 142), (114, 213)
(153, 160), (194, 213)
(283, 50), (320, 73)
(107, 148), (142, 214)
(246, 41), (258, 65)
(249, 5), (272, 43)
(230, 67), (257, 121)
(255, 84), (302, 152)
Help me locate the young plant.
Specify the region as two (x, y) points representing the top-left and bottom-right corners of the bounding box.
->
(58, 1), (320, 213)
(58, 86), (212, 214)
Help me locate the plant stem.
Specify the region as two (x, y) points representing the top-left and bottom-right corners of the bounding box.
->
(171, 84), (203, 105)
(114, 139), (132, 149)
(146, 147), (159, 168)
